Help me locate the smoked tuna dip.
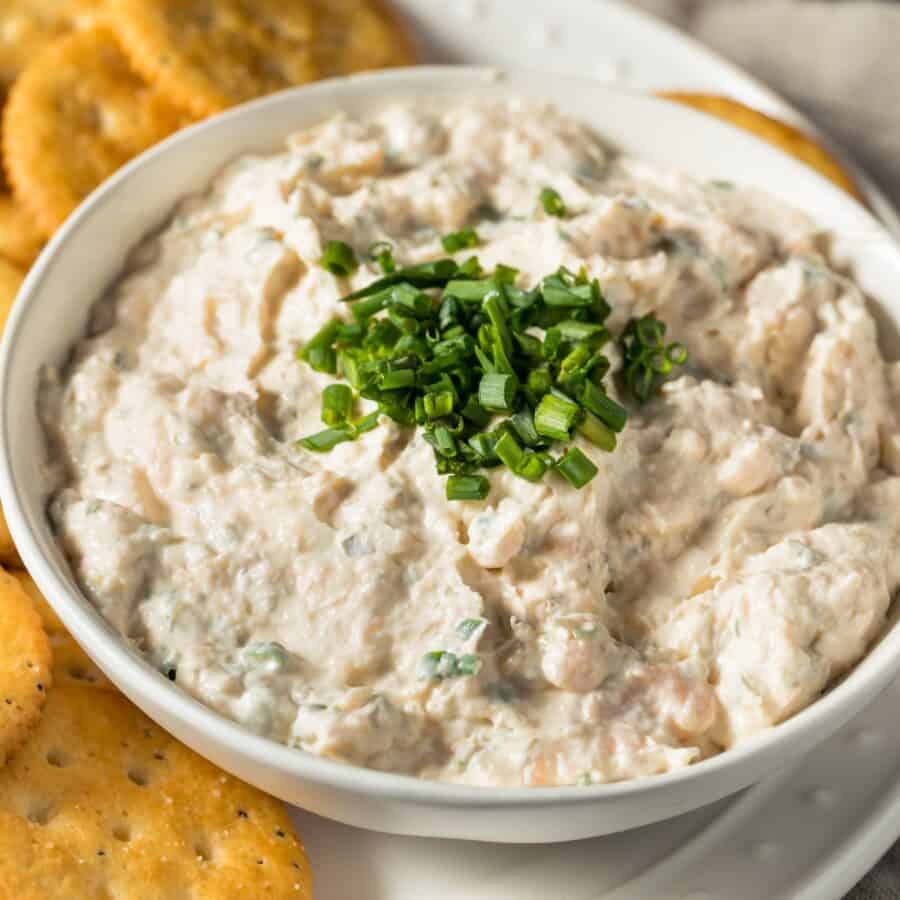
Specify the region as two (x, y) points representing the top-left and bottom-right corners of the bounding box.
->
(40, 100), (900, 787)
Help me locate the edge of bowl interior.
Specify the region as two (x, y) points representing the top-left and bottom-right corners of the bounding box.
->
(2, 66), (899, 841)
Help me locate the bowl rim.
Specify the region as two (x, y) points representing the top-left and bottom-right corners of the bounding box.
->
(2, 63), (899, 809)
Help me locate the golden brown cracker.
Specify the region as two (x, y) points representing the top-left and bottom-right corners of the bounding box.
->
(0, 255), (23, 333)
(0, 193), (43, 268)
(658, 92), (864, 202)
(109, 0), (319, 117)
(48, 633), (115, 691)
(3, 26), (192, 237)
(0, 566), (51, 766)
(0, 683), (312, 899)
(10, 572), (116, 689)
(12, 571), (65, 635)
(0, 2), (71, 98)
(310, 0), (417, 77)
(60, 0), (108, 29)
(0, 506), (21, 568)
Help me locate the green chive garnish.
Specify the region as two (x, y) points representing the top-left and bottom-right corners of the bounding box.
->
(479, 372), (518, 411)
(322, 240), (358, 277)
(295, 250), (684, 500)
(368, 240), (395, 273)
(556, 447), (598, 488)
(321, 383), (353, 425)
(446, 474), (490, 501)
(534, 393), (579, 442)
(540, 187), (566, 218)
(441, 227), (480, 253)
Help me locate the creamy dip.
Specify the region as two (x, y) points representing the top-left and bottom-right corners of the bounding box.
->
(40, 101), (900, 787)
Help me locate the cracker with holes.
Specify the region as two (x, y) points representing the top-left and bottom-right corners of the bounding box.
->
(658, 92), (864, 202)
(0, 567), (51, 766)
(107, 0), (319, 117)
(3, 26), (191, 237)
(108, 0), (415, 118)
(46, 634), (115, 691)
(0, 683), (312, 899)
(10, 571), (116, 690)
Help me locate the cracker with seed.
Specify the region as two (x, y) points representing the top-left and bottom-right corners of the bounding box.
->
(658, 92), (864, 202)
(0, 567), (51, 766)
(0, 683), (312, 899)
(109, 0), (319, 117)
(0, 193), (44, 268)
(3, 26), (191, 237)
(10, 571), (115, 690)
(48, 633), (115, 691)
(311, 0), (417, 79)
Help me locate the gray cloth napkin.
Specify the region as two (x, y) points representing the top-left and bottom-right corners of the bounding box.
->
(629, 2), (900, 897)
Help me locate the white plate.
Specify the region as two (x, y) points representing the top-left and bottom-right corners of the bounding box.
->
(287, 1), (900, 896)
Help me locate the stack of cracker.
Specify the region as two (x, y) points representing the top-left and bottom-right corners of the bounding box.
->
(0, 1), (418, 894)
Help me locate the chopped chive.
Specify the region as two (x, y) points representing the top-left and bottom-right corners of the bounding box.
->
(455, 654), (483, 676)
(557, 320), (606, 342)
(321, 383), (353, 425)
(577, 410), (616, 451)
(556, 447), (598, 488)
(367, 240), (395, 273)
(540, 187), (566, 218)
(441, 227), (480, 253)
(534, 393), (579, 441)
(510, 406), (541, 447)
(378, 368), (416, 390)
(494, 430), (524, 471)
(304, 345), (336, 374)
(467, 431), (497, 459)
(515, 452), (548, 482)
(297, 256), (683, 491)
(322, 240), (358, 277)
(297, 424), (355, 452)
(457, 617), (487, 639)
(460, 396), (492, 428)
(424, 390), (455, 419)
(579, 382), (627, 432)
(478, 372), (518, 411)
(433, 426), (457, 457)
(446, 474), (490, 501)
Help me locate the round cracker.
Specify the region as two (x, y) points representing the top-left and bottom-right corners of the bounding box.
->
(3, 26), (192, 237)
(48, 633), (115, 691)
(0, 506), (21, 568)
(0, 567), (51, 766)
(109, 0), (319, 117)
(9, 572), (115, 689)
(0, 682), (312, 899)
(310, 0), (417, 78)
(0, 255), (23, 334)
(0, 2), (71, 98)
(0, 193), (44, 268)
(658, 92), (864, 202)
(11, 571), (65, 636)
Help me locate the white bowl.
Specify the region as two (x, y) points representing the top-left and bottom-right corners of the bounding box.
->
(2, 66), (899, 843)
